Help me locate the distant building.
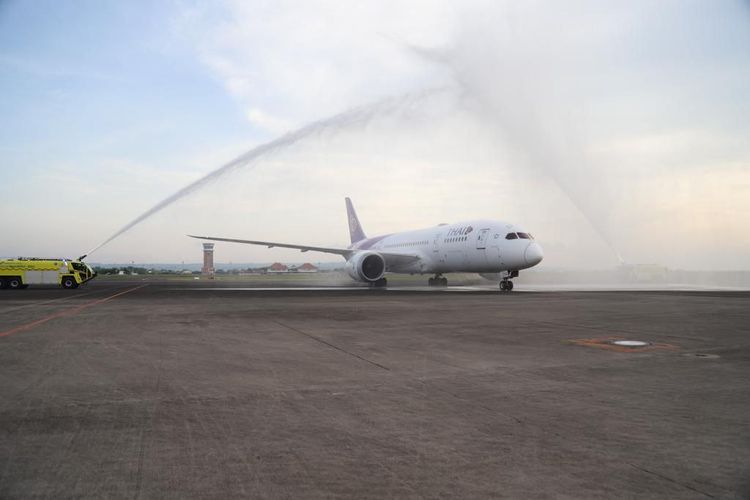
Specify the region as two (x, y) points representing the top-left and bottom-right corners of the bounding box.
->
(297, 263), (318, 273)
(268, 262), (288, 273)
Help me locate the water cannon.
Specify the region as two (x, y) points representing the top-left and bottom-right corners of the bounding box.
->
(78, 254), (87, 261)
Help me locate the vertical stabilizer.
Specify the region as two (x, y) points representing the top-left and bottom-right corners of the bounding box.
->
(345, 197), (367, 244)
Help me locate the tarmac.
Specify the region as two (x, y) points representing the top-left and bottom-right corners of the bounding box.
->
(1, 279), (748, 498)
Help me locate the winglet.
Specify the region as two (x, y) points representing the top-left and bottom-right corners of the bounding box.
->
(345, 197), (366, 244)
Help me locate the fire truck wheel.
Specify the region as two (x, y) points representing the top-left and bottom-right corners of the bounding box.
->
(0, 278), (7, 289)
(8, 277), (22, 289)
(61, 276), (78, 289)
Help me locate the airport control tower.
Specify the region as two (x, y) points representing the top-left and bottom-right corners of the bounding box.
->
(202, 243), (215, 277)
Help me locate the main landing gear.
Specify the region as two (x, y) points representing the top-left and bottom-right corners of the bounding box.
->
(370, 278), (387, 288)
(428, 274), (448, 287)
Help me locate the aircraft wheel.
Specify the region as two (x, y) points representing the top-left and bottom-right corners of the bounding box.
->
(371, 278), (387, 288)
(499, 281), (509, 292)
(507, 281), (514, 291)
(429, 275), (445, 287)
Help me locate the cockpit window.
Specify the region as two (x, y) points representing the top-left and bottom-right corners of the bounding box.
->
(517, 232), (530, 239)
(505, 233), (518, 240)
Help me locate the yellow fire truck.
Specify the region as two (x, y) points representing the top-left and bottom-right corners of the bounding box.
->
(0, 258), (97, 290)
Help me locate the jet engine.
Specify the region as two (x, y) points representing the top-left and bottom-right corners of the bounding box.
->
(346, 251), (386, 283)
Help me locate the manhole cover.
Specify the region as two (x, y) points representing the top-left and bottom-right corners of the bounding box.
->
(611, 340), (650, 347)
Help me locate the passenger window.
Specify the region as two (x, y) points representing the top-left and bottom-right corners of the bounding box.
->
(505, 233), (518, 240)
(517, 232), (530, 239)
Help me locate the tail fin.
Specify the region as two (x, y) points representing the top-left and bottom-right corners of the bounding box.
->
(345, 197), (366, 244)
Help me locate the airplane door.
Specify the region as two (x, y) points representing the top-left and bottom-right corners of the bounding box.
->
(489, 231), (503, 267)
(476, 228), (490, 249)
(432, 232), (445, 267)
(488, 244), (501, 268)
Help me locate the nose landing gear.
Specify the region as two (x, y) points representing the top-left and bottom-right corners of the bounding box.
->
(499, 270), (518, 292)
(428, 274), (448, 287)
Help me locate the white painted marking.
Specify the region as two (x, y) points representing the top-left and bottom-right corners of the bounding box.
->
(613, 340), (650, 347)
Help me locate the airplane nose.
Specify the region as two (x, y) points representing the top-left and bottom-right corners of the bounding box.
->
(524, 242), (544, 266)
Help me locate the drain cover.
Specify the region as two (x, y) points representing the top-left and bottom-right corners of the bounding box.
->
(611, 340), (650, 347)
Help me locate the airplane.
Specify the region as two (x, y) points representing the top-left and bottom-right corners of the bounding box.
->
(189, 197), (543, 291)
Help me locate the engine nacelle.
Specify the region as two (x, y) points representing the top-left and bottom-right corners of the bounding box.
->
(346, 251), (386, 283)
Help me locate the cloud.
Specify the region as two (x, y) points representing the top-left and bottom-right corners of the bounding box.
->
(136, 1), (738, 270)
(245, 108), (292, 135)
(173, 0), (455, 133)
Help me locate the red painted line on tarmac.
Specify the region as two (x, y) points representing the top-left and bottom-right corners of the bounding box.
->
(0, 284), (148, 338)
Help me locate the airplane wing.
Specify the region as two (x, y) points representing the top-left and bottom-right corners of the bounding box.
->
(188, 235), (423, 269)
(188, 235), (352, 257)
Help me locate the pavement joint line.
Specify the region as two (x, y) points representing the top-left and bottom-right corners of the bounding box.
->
(0, 287), (106, 315)
(0, 284), (148, 338)
(272, 319), (390, 371)
(628, 463), (716, 498)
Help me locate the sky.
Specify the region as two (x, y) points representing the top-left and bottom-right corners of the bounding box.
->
(0, 0), (748, 270)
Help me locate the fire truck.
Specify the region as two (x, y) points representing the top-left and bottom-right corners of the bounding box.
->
(0, 258), (97, 290)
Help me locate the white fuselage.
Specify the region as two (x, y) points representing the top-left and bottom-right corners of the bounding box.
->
(349, 219), (543, 275)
